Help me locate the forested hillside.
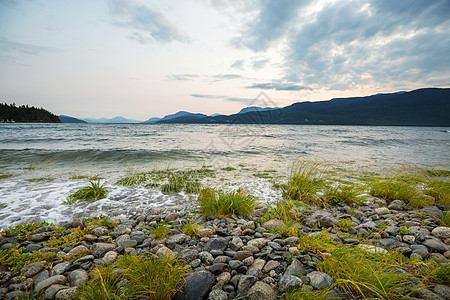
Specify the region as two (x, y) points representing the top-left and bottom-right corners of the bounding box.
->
(0, 103), (61, 123)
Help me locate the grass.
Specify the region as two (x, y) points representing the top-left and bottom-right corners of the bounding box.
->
(66, 180), (108, 203)
(1, 221), (50, 238)
(115, 173), (148, 186)
(74, 255), (186, 300)
(160, 171), (201, 193)
(318, 246), (418, 299)
(424, 178), (450, 206)
(221, 166), (236, 171)
(181, 220), (199, 236)
(281, 161), (325, 205)
(337, 218), (352, 232)
(322, 184), (362, 205)
(144, 222), (171, 238)
(196, 188), (256, 216)
(0, 173), (12, 180)
(439, 211), (450, 227)
(285, 288), (333, 300)
(43, 227), (88, 249)
(297, 230), (336, 253)
(399, 226), (408, 235)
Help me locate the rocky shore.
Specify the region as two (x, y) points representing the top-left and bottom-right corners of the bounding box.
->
(1, 195), (449, 300)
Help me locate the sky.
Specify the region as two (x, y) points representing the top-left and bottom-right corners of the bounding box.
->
(0, 0), (449, 121)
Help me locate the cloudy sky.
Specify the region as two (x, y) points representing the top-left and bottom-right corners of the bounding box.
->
(1, 0), (449, 120)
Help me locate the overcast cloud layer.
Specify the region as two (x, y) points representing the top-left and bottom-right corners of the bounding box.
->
(0, 0), (448, 119)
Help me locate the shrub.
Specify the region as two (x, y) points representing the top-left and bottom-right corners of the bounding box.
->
(281, 161), (324, 204)
(67, 180), (108, 202)
(196, 188), (256, 216)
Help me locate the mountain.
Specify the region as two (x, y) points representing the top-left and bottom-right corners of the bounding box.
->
(157, 88), (450, 126)
(142, 117), (162, 124)
(81, 116), (141, 123)
(58, 115), (87, 123)
(149, 111), (208, 123)
(237, 106), (277, 114)
(0, 103), (60, 123)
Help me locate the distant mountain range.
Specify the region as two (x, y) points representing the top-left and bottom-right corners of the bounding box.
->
(59, 88), (450, 126)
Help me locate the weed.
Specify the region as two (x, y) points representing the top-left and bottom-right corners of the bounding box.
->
(115, 173), (147, 186)
(0, 203), (7, 208)
(144, 222), (171, 238)
(67, 180), (108, 202)
(337, 219), (352, 232)
(285, 287), (332, 300)
(1, 222), (50, 238)
(26, 177), (55, 182)
(70, 175), (90, 180)
(419, 260), (450, 285)
(160, 171), (201, 194)
(439, 211), (450, 227)
(0, 248), (56, 273)
(318, 245), (417, 299)
(276, 220), (298, 237)
(281, 161), (325, 204)
(181, 220), (199, 236)
(84, 216), (117, 229)
(370, 177), (423, 207)
(424, 178), (450, 206)
(376, 222), (388, 231)
(399, 226), (408, 236)
(43, 227), (89, 249)
(253, 172), (271, 179)
(196, 188), (256, 216)
(425, 169), (450, 177)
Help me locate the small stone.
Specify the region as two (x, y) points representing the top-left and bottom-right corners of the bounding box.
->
(289, 247), (301, 256)
(285, 258), (306, 277)
(431, 227), (450, 239)
(284, 236), (299, 245)
(319, 216), (339, 227)
(198, 228), (214, 238)
(83, 234), (98, 242)
(209, 263), (230, 275)
(91, 243), (115, 258)
(102, 251), (118, 265)
(199, 251), (214, 265)
(247, 238), (268, 249)
(208, 289), (228, 300)
(25, 243), (43, 253)
(55, 288), (76, 300)
(262, 219), (284, 231)
(388, 200), (405, 210)
(307, 271), (333, 290)
(238, 275), (257, 294)
(90, 226), (109, 236)
(52, 262), (70, 276)
(68, 269), (88, 287)
(21, 260), (46, 277)
(402, 235), (415, 244)
(231, 237), (244, 251)
(167, 233), (187, 245)
(217, 272), (231, 284)
(229, 260), (243, 270)
(423, 238), (449, 253)
(234, 250), (253, 261)
(65, 245), (90, 261)
(120, 239), (138, 248)
(174, 270), (214, 300)
(246, 281), (277, 300)
(357, 244), (388, 254)
(412, 288), (445, 300)
(165, 212), (178, 221)
(35, 275), (67, 293)
(279, 275), (303, 292)
(207, 238), (228, 252)
(156, 246), (176, 259)
(44, 284), (68, 300)
(262, 260), (280, 273)
(375, 207), (390, 215)
(71, 220), (85, 229)
(343, 238), (360, 245)
(385, 226), (399, 236)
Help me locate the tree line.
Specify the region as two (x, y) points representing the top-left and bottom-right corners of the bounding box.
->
(0, 102), (61, 123)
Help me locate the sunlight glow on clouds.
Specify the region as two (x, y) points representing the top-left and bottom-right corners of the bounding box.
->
(0, 0), (449, 119)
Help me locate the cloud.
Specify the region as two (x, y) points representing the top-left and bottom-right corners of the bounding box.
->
(167, 74), (199, 81)
(230, 59), (244, 70)
(251, 57), (269, 70)
(109, 0), (190, 44)
(246, 82), (311, 91)
(0, 37), (63, 64)
(231, 0), (312, 51)
(190, 93), (252, 104)
(211, 74), (242, 82)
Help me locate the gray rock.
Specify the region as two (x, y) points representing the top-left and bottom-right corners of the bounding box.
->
(52, 262), (70, 276)
(55, 288), (76, 300)
(412, 288), (444, 300)
(284, 236), (299, 245)
(343, 238), (360, 245)
(421, 206), (441, 218)
(121, 239), (138, 248)
(284, 258), (306, 277)
(208, 289), (228, 300)
(388, 200), (405, 210)
(200, 251), (214, 265)
(167, 233), (187, 245)
(319, 216), (339, 227)
(207, 238), (228, 252)
(65, 245), (90, 261)
(431, 227), (450, 239)
(262, 219), (284, 231)
(231, 237), (244, 251)
(90, 226), (109, 236)
(279, 275), (303, 292)
(411, 244), (429, 259)
(268, 241), (282, 251)
(262, 260), (280, 273)
(44, 284), (68, 300)
(181, 249), (199, 264)
(385, 226), (399, 236)
(307, 271), (333, 290)
(375, 207), (390, 215)
(423, 238), (449, 253)
(35, 275), (67, 293)
(229, 260), (243, 270)
(434, 285), (450, 300)
(34, 270), (49, 286)
(68, 269), (88, 287)
(21, 260), (46, 277)
(102, 251), (118, 265)
(156, 246), (176, 259)
(25, 243), (43, 253)
(209, 263), (230, 275)
(246, 281), (277, 300)
(174, 270), (214, 300)
(111, 224), (132, 237)
(247, 238), (268, 249)
(91, 243), (116, 258)
(238, 275), (257, 294)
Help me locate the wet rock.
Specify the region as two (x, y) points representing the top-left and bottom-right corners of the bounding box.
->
(174, 270), (214, 300)
(91, 243), (115, 258)
(279, 275), (303, 292)
(90, 226), (109, 236)
(21, 260), (46, 277)
(307, 271), (333, 290)
(207, 238), (228, 252)
(111, 224), (132, 237)
(247, 281), (277, 300)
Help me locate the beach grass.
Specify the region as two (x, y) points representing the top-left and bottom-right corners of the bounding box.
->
(26, 177), (55, 182)
(0, 173), (12, 180)
(66, 180), (108, 203)
(181, 219), (199, 236)
(322, 184), (362, 205)
(144, 221), (171, 238)
(196, 188), (256, 216)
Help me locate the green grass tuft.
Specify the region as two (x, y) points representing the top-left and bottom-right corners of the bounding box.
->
(322, 184), (362, 205)
(221, 166), (236, 171)
(66, 180), (108, 203)
(281, 161), (325, 205)
(181, 220), (199, 236)
(196, 188), (256, 216)
(439, 211), (450, 227)
(424, 178), (450, 206)
(0, 173), (12, 180)
(144, 222), (171, 238)
(26, 177), (55, 182)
